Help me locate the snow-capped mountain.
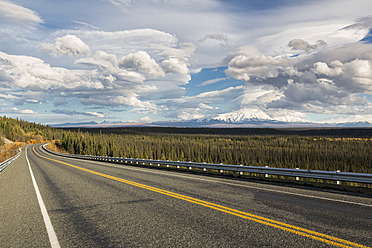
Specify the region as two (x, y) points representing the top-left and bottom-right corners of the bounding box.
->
(212, 108), (306, 123)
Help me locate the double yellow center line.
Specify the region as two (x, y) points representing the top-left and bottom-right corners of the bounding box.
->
(33, 146), (370, 248)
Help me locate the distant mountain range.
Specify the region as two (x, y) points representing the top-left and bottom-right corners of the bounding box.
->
(51, 114), (372, 128)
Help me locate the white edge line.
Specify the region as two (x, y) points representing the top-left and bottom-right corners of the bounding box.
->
(44, 147), (372, 208)
(26, 146), (61, 248)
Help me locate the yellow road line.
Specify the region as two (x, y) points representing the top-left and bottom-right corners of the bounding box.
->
(33, 146), (370, 248)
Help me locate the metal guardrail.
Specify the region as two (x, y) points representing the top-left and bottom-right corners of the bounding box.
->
(0, 149), (21, 172)
(42, 144), (372, 184)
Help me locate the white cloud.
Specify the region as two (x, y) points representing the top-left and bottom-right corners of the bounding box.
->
(288, 39), (327, 51)
(119, 51), (164, 78)
(222, 30), (372, 124)
(312, 61), (343, 77)
(199, 33), (231, 48)
(241, 85), (283, 106)
(250, 1), (372, 55)
(86, 111), (105, 118)
(198, 103), (217, 110)
(12, 107), (36, 114)
(0, 93), (19, 100)
(225, 46), (294, 81)
(309, 55), (372, 93)
(161, 58), (189, 76)
(0, 0), (43, 28)
(50, 29), (178, 58)
(158, 85), (245, 120)
(196, 85), (244, 100)
(42, 35), (91, 57)
(140, 116), (152, 122)
(198, 77), (227, 87)
(42, 28), (194, 102)
(1, 0), (372, 125)
(159, 42), (195, 78)
(52, 109), (106, 118)
(0, 51), (102, 90)
(107, 0), (134, 7)
(94, 50), (119, 66)
(343, 59), (372, 90)
(0, 51), (158, 112)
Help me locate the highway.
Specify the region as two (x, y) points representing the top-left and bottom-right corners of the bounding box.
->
(1, 144), (371, 247)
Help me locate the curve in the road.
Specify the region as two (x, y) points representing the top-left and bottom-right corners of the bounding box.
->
(33, 146), (370, 248)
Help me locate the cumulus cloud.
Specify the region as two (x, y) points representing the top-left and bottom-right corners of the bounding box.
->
(161, 58), (189, 75)
(223, 34), (372, 123)
(0, 50), (158, 112)
(288, 39), (327, 51)
(42, 35), (91, 57)
(0, 51), (102, 90)
(0, 0), (43, 28)
(40, 28), (194, 111)
(303, 45), (372, 93)
(11, 107), (36, 114)
(312, 61), (343, 76)
(94, 50), (119, 66)
(265, 68), (372, 113)
(159, 43), (195, 77)
(225, 46), (296, 81)
(342, 59), (372, 90)
(119, 51), (164, 78)
(2, 0), (372, 125)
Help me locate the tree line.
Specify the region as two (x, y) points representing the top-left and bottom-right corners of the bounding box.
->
(1, 116), (371, 173)
(0, 116), (63, 142)
(56, 129), (372, 173)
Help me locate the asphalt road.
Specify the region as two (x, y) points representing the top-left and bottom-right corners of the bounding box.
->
(1, 144), (371, 247)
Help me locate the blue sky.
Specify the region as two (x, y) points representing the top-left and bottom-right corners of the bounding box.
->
(0, 0), (371, 125)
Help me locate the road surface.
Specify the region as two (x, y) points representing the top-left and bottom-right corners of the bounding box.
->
(1, 144), (371, 247)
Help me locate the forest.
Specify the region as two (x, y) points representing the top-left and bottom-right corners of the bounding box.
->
(0, 116), (64, 163)
(1, 116), (372, 174)
(57, 127), (372, 173)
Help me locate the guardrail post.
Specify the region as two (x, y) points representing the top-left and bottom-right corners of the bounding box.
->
(336, 170), (341, 185)
(265, 166), (269, 178)
(296, 168), (300, 180)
